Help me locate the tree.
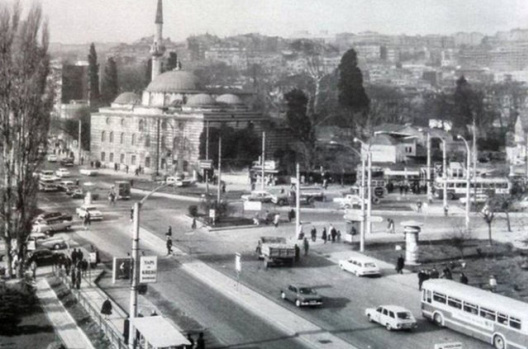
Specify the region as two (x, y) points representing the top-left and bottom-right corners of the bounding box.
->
(165, 51), (177, 71)
(481, 204), (495, 246)
(100, 57), (118, 106)
(0, 3), (53, 278)
(145, 58), (152, 86)
(337, 49), (370, 131)
(284, 89), (315, 168)
(87, 43), (100, 107)
(444, 224), (473, 259)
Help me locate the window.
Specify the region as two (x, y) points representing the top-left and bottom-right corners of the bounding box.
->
(479, 307), (496, 321)
(109, 131), (114, 143)
(510, 317), (522, 330)
(138, 119), (144, 131)
(377, 307), (382, 313)
(131, 155), (136, 165)
(109, 153), (114, 162)
(433, 292), (446, 304)
(382, 309), (388, 316)
(120, 154), (125, 163)
(463, 301), (478, 315)
(447, 297), (462, 309)
(101, 131), (106, 142)
(145, 157), (150, 168)
(101, 152), (106, 161)
(145, 135), (150, 147)
(120, 133), (124, 144)
(497, 313), (508, 325)
(389, 311), (395, 319)
(131, 134), (136, 145)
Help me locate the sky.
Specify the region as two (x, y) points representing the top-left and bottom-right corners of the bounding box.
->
(12, 0), (528, 44)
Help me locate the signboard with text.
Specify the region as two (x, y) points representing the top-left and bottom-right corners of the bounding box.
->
(139, 256), (158, 284)
(200, 160), (213, 169)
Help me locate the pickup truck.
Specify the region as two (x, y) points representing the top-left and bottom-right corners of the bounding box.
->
(256, 236), (296, 267)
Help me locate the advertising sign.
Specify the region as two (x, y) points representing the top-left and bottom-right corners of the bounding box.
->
(209, 209), (216, 218)
(139, 256), (158, 284)
(200, 160), (213, 169)
(113, 257), (132, 283)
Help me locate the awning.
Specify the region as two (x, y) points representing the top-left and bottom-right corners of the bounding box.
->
(133, 316), (191, 348)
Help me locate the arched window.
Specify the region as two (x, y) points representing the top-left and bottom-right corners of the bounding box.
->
(101, 131), (106, 142)
(120, 133), (124, 144)
(109, 131), (114, 143)
(145, 135), (150, 147)
(138, 119), (144, 131)
(131, 134), (136, 145)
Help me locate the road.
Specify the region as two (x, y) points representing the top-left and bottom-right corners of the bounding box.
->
(37, 166), (489, 349)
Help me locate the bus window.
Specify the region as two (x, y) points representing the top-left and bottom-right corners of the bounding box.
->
(479, 307), (496, 321)
(433, 292), (446, 304)
(447, 297), (462, 309)
(510, 317), (522, 330)
(498, 313), (508, 325)
(463, 301), (478, 315)
(456, 183), (465, 188)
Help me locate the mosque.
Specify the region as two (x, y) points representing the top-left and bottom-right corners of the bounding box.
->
(90, 0), (273, 177)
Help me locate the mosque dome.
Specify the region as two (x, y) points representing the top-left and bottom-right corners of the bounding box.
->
(186, 93), (217, 107)
(146, 70), (202, 93)
(113, 92), (140, 105)
(216, 94), (243, 105)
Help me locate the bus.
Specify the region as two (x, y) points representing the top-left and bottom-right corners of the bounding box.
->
(422, 279), (528, 349)
(115, 180), (131, 200)
(433, 177), (511, 200)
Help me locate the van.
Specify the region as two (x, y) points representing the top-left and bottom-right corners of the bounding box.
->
(339, 255), (381, 276)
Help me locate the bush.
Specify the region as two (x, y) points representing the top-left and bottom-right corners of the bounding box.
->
(188, 205), (198, 217)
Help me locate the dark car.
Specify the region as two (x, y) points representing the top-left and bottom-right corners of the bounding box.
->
(27, 248), (63, 267)
(35, 211), (73, 223)
(60, 158), (74, 167)
(280, 284), (323, 307)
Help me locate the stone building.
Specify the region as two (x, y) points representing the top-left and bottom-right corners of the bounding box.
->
(90, 0), (271, 176)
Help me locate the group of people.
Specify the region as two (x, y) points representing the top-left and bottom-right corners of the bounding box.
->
(417, 265), (468, 290)
(308, 224), (340, 243)
(53, 248), (89, 290)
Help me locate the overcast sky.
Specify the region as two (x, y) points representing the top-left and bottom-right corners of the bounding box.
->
(14, 0), (528, 44)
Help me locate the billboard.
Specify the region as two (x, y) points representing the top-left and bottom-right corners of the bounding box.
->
(113, 257), (132, 283)
(139, 256), (158, 283)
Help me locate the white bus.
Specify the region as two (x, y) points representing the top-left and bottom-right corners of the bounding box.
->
(433, 177), (511, 200)
(422, 279), (528, 349)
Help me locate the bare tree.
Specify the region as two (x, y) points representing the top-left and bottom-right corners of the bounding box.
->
(0, 3), (53, 278)
(444, 224), (473, 259)
(481, 204), (495, 246)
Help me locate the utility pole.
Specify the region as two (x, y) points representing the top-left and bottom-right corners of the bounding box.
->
(366, 150), (372, 235)
(217, 136), (222, 203)
(156, 118), (161, 175)
(261, 131), (266, 191)
(128, 202), (140, 349)
(443, 139), (447, 210)
(426, 132), (432, 203)
(295, 163), (300, 239)
(472, 120), (478, 201)
(78, 120), (82, 165)
(205, 122), (209, 195)
(359, 152), (366, 252)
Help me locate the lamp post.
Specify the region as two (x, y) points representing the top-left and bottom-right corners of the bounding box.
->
(426, 132), (432, 203)
(330, 141), (365, 251)
(354, 138), (371, 239)
(261, 131), (266, 191)
(442, 138), (447, 210)
(129, 183), (169, 349)
(457, 135), (471, 231)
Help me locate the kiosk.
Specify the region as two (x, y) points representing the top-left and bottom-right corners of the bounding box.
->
(133, 316), (191, 349)
(401, 220), (423, 265)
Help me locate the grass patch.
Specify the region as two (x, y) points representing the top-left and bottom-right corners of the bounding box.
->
(47, 276), (112, 349)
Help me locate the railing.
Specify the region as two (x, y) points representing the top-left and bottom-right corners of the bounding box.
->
(54, 266), (128, 349)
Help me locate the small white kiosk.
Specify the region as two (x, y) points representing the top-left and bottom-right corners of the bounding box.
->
(133, 316), (191, 349)
(401, 220), (423, 265)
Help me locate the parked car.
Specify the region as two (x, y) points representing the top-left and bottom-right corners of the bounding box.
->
(459, 194), (488, 205)
(32, 219), (72, 235)
(39, 170), (58, 181)
(280, 284), (323, 307)
(365, 305), (417, 331)
(76, 205), (103, 220)
(35, 211), (73, 223)
(26, 248), (63, 267)
(57, 180), (75, 191)
(339, 256), (381, 276)
(299, 186), (325, 201)
(60, 158), (74, 167)
(47, 154), (58, 162)
(68, 187), (84, 199)
(55, 168), (71, 178)
(39, 179), (59, 192)
(80, 168), (97, 176)
(166, 176), (194, 187)
(27, 232), (67, 250)
(241, 190), (274, 203)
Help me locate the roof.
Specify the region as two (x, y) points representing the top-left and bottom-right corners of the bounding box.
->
(113, 92), (140, 105)
(186, 93), (216, 107)
(422, 279), (528, 319)
(146, 70), (202, 93)
(371, 134), (398, 146)
(216, 93), (243, 105)
(133, 316), (190, 347)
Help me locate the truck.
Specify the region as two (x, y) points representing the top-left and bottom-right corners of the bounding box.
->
(115, 180), (131, 200)
(256, 236), (296, 267)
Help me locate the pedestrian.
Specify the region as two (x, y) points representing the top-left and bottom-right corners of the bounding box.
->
(196, 332), (205, 349)
(221, 182), (226, 193)
(310, 226), (317, 242)
(30, 260), (37, 280)
(321, 227), (327, 244)
(443, 205), (449, 217)
(337, 230), (341, 242)
(150, 309), (158, 316)
(75, 179), (80, 186)
(186, 333), (195, 349)
(76, 267), (81, 289)
(489, 275), (497, 292)
(78, 249), (84, 262)
(460, 272), (468, 285)
(71, 248), (78, 265)
(123, 316), (130, 344)
(166, 236), (173, 255)
(273, 213), (280, 228)
(330, 224), (337, 243)
(442, 265), (452, 280)
(294, 244), (300, 262)
(303, 237), (309, 256)
(387, 218), (395, 234)
(430, 267), (439, 279)
(81, 259), (88, 277)
(399, 185), (403, 195)
(65, 256), (71, 276)
(395, 255), (405, 274)
(166, 226), (172, 237)
(71, 266), (76, 287)
(84, 212), (91, 230)
(125, 165), (129, 173)
(416, 201), (422, 213)
(288, 209), (295, 223)
(114, 163), (118, 172)
(417, 270), (426, 290)
(192, 218), (197, 229)
(120, 261), (126, 278)
(101, 298), (113, 319)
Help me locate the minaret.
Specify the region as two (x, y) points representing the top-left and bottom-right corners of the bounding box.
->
(150, 0), (166, 81)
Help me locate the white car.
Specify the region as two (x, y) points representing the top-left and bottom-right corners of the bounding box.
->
(459, 194), (488, 205)
(241, 190), (274, 202)
(55, 168), (71, 178)
(32, 219), (72, 234)
(40, 170), (58, 181)
(47, 154), (58, 162)
(76, 205), (103, 221)
(365, 305), (417, 331)
(166, 176), (194, 187)
(512, 196), (528, 211)
(339, 256), (381, 276)
(27, 232), (67, 250)
(80, 168), (98, 176)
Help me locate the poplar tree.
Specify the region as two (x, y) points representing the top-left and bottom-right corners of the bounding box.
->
(88, 43), (100, 106)
(101, 57), (119, 105)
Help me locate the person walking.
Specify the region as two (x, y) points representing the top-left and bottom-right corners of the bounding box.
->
(459, 272), (468, 285)
(416, 200), (423, 213)
(83, 212), (91, 230)
(192, 218), (197, 229)
(76, 267), (81, 289)
(395, 255), (405, 274)
(30, 260), (37, 280)
(288, 209), (295, 223)
(294, 244), (300, 262)
(442, 265), (452, 280)
(330, 224), (337, 243)
(310, 226), (317, 242)
(321, 227), (327, 244)
(387, 218), (395, 234)
(273, 213), (280, 228)
(417, 270), (426, 290)
(101, 298), (113, 320)
(186, 333), (195, 349)
(489, 275), (497, 292)
(166, 226), (172, 237)
(166, 236), (173, 255)
(71, 266), (77, 287)
(303, 237), (310, 256)
(196, 332), (205, 349)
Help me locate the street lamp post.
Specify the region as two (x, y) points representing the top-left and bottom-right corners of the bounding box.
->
(457, 135), (471, 231)
(442, 138), (447, 210)
(354, 138), (371, 243)
(426, 132), (432, 203)
(129, 183), (169, 349)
